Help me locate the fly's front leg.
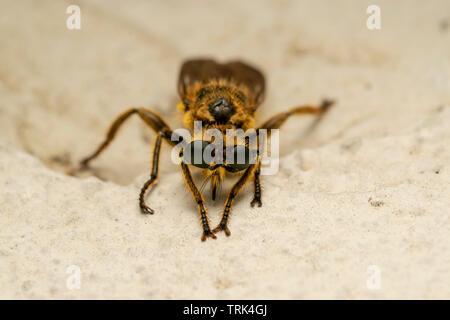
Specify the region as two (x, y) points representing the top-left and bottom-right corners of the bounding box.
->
(180, 162), (216, 241)
(139, 132), (163, 214)
(213, 164), (255, 236)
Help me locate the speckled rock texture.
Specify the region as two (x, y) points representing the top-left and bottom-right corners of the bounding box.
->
(0, 0), (449, 299)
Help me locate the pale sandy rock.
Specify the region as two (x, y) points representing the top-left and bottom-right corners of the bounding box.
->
(0, 0), (449, 299)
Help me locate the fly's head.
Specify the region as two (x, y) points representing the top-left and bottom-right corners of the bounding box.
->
(181, 80), (255, 130)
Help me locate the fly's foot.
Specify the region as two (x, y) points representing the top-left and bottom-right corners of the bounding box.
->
(80, 160), (89, 169)
(251, 197), (262, 207)
(201, 229), (217, 241)
(79, 157), (93, 171)
(212, 224), (231, 236)
(320, 99), (335, 112)
(67, 159), (90, 176)
(140, 205), (154, 215)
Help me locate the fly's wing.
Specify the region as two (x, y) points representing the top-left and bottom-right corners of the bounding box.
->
(225, 61), (266, 109)
(178, 59), (265, 110)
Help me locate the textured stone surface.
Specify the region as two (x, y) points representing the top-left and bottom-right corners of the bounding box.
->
(0, 0), (449, 299)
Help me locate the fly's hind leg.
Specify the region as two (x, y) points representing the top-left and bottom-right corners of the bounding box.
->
(77, 107), (180, 214)
(79, 108), (137, 169)
(258, 99), (334, 131)
(79, 107), (174, 168)
(139, 132), (163, 214)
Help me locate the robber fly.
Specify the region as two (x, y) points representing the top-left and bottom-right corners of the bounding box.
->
(79, 59), (333, 241)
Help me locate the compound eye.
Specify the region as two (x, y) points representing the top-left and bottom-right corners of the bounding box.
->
(225, 145), (255, 172)
(183, 140), (211, 168)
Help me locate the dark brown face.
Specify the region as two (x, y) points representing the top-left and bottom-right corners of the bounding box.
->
(208, 97), (234, 122)
(190, 84), (251, 128)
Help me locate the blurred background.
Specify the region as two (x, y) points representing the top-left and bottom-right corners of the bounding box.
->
(1, 0), (449, 299)
(1, 0), (449, 184)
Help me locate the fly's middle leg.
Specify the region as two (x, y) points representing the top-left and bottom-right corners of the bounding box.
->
(251, 159), (262, 207)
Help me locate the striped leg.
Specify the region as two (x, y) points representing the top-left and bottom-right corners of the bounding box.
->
(139, 132), (163, 214)
(250, 159), (262, 207)
(181, 162), (216, 241)
(258, 99), (334, 131)
(213, 164), (256, 236)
